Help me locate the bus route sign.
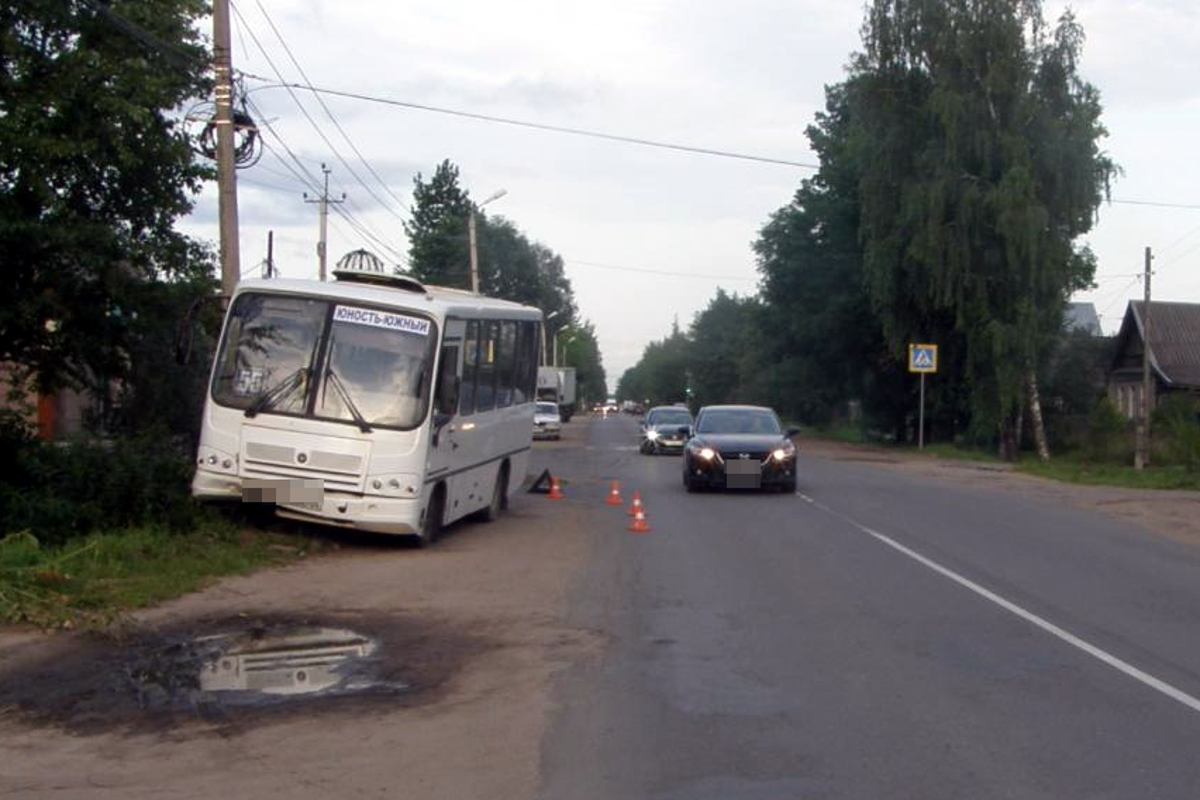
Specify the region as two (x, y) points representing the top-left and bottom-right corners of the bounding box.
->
(908, 343), (938, 374)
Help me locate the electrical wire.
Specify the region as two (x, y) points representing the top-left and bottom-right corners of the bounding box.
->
(78, 0), (205, 74)
(249, 0), (411, 215)
(239, 73), (821, 171)
(229, 1), (410, 226)
(567, 258), (756, 282)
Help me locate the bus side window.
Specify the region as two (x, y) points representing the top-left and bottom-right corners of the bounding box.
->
(476, 321), (498, 412)
(496, 320), (516, 408)
(460, 320), (479, 415)
(435, 343), (460, 417)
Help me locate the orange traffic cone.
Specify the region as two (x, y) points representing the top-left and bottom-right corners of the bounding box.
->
(628, 506), (650, 533)
(626, 490), (644, 516)
(548, 477), (564, 500)
(605, 480), (623, 506)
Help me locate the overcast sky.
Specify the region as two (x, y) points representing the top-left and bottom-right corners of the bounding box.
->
(179, 0), (1200, 386)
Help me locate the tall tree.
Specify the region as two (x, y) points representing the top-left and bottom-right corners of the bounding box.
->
(847, 0), (1116, 458)
(686, 289), (758, 407)
(403, 159), (472, 287)
(753, 83), (918, 434)
(558, 321), (606, 405)
(0, 0), (212, 394)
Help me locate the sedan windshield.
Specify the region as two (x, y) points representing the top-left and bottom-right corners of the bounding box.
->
(696, 409), (781, 435)
(211, 293), (436, 430)
(649, 409), (692, 427)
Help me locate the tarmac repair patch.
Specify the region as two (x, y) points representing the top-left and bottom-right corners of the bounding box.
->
(0, 611), (493, 736)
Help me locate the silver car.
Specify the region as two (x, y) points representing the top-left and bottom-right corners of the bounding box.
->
(533, 401), (562, 440)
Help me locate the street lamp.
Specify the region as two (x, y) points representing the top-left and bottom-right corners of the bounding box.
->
(554, 330), (577, 368)
(468, 189), (508, 293)
(541, 310), (559, 367)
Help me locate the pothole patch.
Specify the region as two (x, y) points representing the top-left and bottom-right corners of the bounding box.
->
(0, 612), (491, 735)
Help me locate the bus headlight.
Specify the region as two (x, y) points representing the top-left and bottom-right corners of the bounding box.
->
(197, 446), (238, 475)
(366, 473), (420, 497)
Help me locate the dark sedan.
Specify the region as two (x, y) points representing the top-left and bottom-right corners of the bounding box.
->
(682, 405), (798, 493)
(639, 405), (694, 454)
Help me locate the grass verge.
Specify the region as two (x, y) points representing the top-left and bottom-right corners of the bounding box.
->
(1017, 458), (1200, 491)
(0, 520), (311, 630)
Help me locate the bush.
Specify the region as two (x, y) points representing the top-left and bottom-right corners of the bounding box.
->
(1153, 394), (1200, 471)
(0, 429), (203, 546)
(1083, 396), (1130, 464)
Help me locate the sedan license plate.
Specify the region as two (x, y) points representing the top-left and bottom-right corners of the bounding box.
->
(243, 478), (323, 509)
(725, 459), (761, 489)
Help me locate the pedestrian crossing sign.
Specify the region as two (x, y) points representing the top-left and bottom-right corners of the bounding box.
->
(909, 343), (938, 374)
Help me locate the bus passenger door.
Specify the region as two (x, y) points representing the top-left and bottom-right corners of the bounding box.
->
(427, 320), (467, 520)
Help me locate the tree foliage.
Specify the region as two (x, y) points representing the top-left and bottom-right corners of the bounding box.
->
(847, 0), (1117, 447)
(0, 0), (213, 394)
(402, 159), (606, 400)
(403, 159), (472, 288)
(619, 0), (1114, 454)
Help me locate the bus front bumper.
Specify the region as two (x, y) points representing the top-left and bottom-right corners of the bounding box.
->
(192, 468), (421, 535)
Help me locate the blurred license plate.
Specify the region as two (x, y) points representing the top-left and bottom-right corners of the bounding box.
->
(725, 460), (761, 489)
(243, 478), (323, 508)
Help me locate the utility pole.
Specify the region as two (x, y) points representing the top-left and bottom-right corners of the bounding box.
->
(304, 164), (345, 281)
(1135, 246), (1154, 470)
(213, 0), (240, 297)
(469, 189), (508, 293)
(262, 230), (274, 278)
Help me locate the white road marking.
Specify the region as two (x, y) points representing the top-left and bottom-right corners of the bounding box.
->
(807, 495), (1200, 716)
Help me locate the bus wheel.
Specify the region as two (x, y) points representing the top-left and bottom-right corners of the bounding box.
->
(480, 463), (509, 522)
(417, 486), (445, 546)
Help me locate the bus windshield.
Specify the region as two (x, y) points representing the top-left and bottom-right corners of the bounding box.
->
(211, 293), (437, 431)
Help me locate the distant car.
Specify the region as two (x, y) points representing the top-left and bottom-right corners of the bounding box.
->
(682, 405), (798, 493)
(639, 405), (694, 455)
(533, 402), (562, 440)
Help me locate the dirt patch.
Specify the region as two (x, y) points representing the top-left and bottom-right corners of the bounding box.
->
(0, 610), (492, 737)
(801, 437), (1200, 547)
(0, 420), (603, 799)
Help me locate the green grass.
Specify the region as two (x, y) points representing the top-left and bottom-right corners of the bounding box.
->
(905, 442), (1001, 463)
(0, 520), (311, 629)
(1017, 457), (1200, 491)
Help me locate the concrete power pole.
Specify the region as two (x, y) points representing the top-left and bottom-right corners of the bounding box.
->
(1136, 246), (1154, 470)
(304, 164), (345, 281)
(213, 0), (241, 297)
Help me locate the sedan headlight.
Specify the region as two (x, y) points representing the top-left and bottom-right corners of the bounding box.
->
(771, 441), (797, 461)
(697, 446), (716, 460)
(646, 429), (660, 441)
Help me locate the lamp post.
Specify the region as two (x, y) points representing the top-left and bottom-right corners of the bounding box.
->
(468, 189), (507, 293)
(554, 330), (577, 368)
(541, 310), (559, 367)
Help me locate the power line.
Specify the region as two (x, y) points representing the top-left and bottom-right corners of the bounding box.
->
(228, 2), (409, 225)
(567, 258), (757, 282)
(240, 74), (820, 171)
(78, 0), (205, 73)
(253, 127), (408, 265)
(1158, 220), (1200, 258)
(1110, 199), (1200, 211)
(247, 0), (411, 215)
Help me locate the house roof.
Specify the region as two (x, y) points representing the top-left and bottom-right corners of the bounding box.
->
(1064, 302), (1101, 335)
(1116, 301), (1200, 387)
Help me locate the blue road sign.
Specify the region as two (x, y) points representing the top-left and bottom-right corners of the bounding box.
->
(909, 343), (938, 374)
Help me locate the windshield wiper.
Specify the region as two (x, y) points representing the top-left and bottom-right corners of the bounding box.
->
(245, 367), (309, 418)
(325, 367), (373, 433)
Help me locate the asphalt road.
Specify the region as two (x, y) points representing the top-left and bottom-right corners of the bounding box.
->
(536, 414), (1200, 800)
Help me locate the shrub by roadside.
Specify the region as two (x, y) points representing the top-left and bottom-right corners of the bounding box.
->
(0, 425), (202, 546)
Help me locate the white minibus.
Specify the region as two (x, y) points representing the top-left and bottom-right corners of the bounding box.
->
(191, 269), (543, 544)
